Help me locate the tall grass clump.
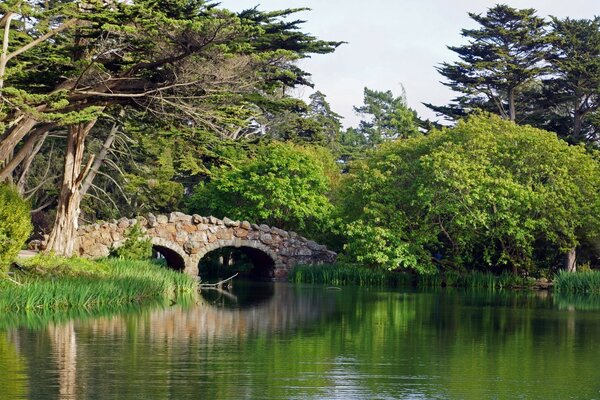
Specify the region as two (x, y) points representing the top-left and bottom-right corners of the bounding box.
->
(554, 270), (600, 294)
(0, 184), (32, 272)
(0, 256), (197, 312)
(289, 263), (411, 287)
(417, 270), (534, 290)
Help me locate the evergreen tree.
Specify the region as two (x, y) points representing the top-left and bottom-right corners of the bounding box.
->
(426, 5), (548, 122)
(541, 17), (600, 144)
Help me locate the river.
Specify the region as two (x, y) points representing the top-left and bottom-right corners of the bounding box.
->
(1, 282), (600, 399)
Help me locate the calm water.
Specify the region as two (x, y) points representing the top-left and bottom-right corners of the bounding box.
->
(1, 283), (600, 399)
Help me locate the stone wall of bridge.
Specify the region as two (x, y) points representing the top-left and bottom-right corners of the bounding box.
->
(73, 212), (336, 280)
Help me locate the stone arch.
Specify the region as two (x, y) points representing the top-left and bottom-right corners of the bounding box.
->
(151, 237), (187, 271)
(193, 238), (284, 280)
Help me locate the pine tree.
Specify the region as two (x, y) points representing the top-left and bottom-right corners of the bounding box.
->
(541, 17), (600, 143)
(426, 5), (548, 122)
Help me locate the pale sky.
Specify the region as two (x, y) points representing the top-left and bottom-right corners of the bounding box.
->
(222, 1), (599, 127)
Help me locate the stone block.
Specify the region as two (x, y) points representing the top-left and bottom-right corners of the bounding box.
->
(147, 213), (157, 227)
(260, 233), (273, 245)
(183, 241), (200, 255)
(297, 248), (312, 256)
(217, 229), (233, 240)
(234, 228), (249, 238)
(223, 217), (235, 227)
(183, 224), (197, 233)
(259, 224), (271, 232)
(241, 221), (251, 230)
(193, 232), (208, 243)
(156, 215), (168, 224)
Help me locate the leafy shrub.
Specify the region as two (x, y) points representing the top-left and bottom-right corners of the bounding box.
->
(0, 185), (32, 272)
(111, 224), (152, 260)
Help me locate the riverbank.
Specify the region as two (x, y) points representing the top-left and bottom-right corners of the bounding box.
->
(290, 263), (544, 290)
(1, 255), (198, 313)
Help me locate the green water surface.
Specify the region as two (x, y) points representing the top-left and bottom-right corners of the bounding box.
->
(1, 283), (600, 399)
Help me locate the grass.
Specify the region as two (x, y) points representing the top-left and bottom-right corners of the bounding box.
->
(418, 270), (536, 290)
(0, 255), (198, 313)
(554, 270), (600, 294)
(289, 263), (411, 288)
(290, 263), (536, 290)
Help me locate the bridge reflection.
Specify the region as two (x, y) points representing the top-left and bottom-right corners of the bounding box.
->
(82, 283), (337, 341)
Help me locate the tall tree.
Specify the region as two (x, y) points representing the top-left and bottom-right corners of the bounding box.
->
(426, 5), (548, 122)
(1, 1), (341, 255)
(541, 17), (600, 144)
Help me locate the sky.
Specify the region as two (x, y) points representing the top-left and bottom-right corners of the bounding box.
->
(222, 1), (599, 127)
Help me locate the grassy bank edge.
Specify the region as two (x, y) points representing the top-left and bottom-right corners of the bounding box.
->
(289, 263), (540, 290)
(0, 255), (198, 313)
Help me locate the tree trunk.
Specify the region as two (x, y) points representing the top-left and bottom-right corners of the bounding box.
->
(564, 248), (577, 273)
(0, 124), (51, 182)
(508, 88), (516, 122)
(46, 121), (97, 256)
(17, 129), (50, 194)
(0, 116), (39, 170)
(0, 12), (15, 91)
(573, 107), (583, 142)
(80, 115), (121, 196)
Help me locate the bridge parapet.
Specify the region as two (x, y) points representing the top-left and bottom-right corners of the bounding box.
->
(73, 212), (336, 280)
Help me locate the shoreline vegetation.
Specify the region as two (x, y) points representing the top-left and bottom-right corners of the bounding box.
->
(290, 263), (557, 291)
(1, 255), (198, 314)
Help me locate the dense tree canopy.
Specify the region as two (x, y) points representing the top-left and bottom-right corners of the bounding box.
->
(188, 142), (337, 238)
(340, 114), (600, 274)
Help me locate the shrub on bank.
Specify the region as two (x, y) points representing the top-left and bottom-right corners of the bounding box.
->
(110, 224), (152, 260)
(0, 184), (32, 272)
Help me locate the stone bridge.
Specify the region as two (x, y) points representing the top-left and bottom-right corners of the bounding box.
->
(74, 212), (336, 280)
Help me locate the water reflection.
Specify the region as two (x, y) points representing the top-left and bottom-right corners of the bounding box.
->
(2, 286), (600, 399)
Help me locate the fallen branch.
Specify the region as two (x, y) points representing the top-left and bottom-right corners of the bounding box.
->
(199, 273), (238, 288)
(2, 273), (22, 286)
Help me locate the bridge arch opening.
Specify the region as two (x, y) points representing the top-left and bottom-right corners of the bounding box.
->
(152, 245), (185, 271)
(198, 246), (276, 281)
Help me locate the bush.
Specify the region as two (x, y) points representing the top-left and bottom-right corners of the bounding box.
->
(0, 185), (32, 272)
(111, 224), (152, 260)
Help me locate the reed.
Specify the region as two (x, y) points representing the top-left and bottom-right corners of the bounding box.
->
(554, 270), (600, 294)
(289, 263), (411, 287)
(0, 257), (198, 313)
(418, 270), (534, 290)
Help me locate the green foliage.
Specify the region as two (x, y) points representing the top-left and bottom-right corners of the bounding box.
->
(0, 185), (32, 272)
(341, 114), (600, 274)
(554, 270), (600, 294)
(1, 257), (197, 312)
(426, 5), (548, 122)
(111, 224), (152, 261)
(188, 142), (337, 237)
(354, 87), (421, 146)
(289, 263), (411, 287)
